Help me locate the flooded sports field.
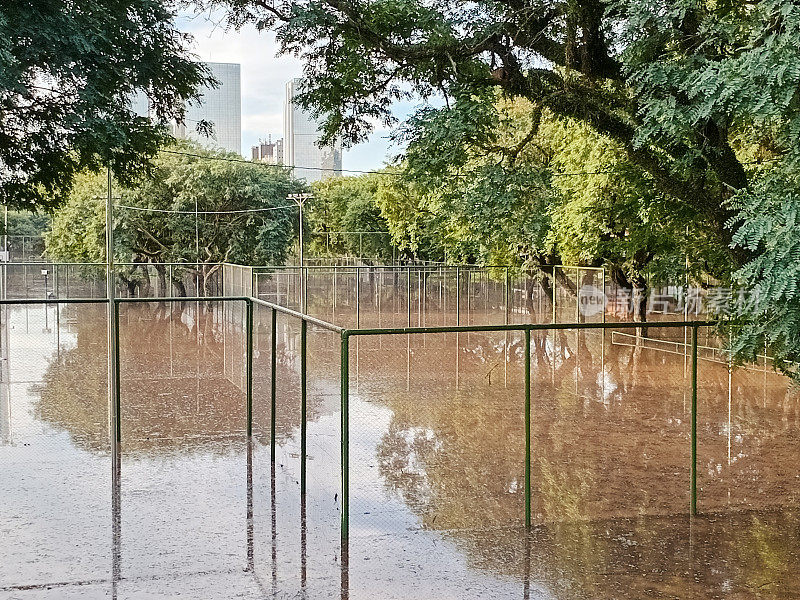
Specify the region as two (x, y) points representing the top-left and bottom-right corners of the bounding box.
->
(3, 293), (800, 598)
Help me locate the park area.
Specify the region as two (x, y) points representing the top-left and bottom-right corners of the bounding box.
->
(2, 263), (800, 598)
(4, 1), (800, 598)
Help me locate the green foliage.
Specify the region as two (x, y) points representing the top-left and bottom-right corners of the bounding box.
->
(0, 0), (211, 210)
(1, 211), (50, 237)
(400, 94), (554, 265)
(211, 0), (792, 248)
(214, 0), (800, 368)
(373, 171), (445, 262)
(614, 0), (800, 169)
(309, 174), (394, 260)
(726, 167), (800, 373)
(46, 144), (305, 268)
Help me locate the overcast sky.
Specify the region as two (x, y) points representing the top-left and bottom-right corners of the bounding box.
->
(175, 10), (409, 172)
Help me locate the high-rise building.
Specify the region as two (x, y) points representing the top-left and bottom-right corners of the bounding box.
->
(251, 136), (284, 164)
(181, 62), (241, 154)
(129, 62), (242, 154)
(284, 78), (342, 182)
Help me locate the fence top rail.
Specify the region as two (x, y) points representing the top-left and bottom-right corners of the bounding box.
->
(115, 296), (249, 304)
(346, 320), (713, 337)
(0, 298), (107, 305)
(2, 261), (106, 266)
(250, 297), (344, 333)
(0, 296), (251, 305)
(251, 263), (605, 272)
(2, 260), (604, 272)
(0, 261), (227, 267)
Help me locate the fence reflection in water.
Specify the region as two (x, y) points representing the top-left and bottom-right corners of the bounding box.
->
(3, 281), (799, 598)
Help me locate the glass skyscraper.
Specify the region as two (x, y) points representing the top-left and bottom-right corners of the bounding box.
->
(284, 78), (342, 182)
(130, 62), (241, 155)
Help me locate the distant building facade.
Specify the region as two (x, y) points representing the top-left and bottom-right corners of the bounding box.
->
(251, 136), (284, 164)
(283, 78), (342, 182)
(130, 62), (242, 154)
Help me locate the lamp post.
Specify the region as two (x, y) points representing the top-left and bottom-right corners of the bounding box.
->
(287, 193), (314, 313)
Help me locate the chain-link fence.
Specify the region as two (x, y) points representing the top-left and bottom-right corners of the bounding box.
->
(4, 269), (800, 598)
(0, 262), (227, 300)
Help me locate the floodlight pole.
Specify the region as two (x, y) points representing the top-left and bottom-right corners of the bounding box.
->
(288, 193), (314, 313)
(106, 167), (120, 449)
(195, 197), (200, 295)
(3, 204), (7, 300)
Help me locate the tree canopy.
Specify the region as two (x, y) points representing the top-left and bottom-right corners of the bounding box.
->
(308, 173), (395, 261)
(46, 145), (305, 292)
(0, 0), (211, 210)
(211, 0), (797, 253)
(210, 0), (800, 369)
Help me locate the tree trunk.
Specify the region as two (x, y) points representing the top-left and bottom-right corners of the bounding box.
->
(154, 263), (167, 297)
(138, 264), (151, 297)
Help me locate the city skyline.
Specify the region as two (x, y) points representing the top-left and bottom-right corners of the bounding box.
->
(175, 11), (403, 172)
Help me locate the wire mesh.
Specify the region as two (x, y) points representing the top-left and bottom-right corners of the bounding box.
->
(4, 264), (800, 598)
(0, 302), (111, 591)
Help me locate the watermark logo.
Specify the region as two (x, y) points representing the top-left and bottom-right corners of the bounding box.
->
(578, 285), (607, 317)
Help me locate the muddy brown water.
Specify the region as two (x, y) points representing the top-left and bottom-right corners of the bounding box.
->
(1, 302), (799, 598)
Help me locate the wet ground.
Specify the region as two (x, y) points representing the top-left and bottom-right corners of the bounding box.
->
(2, 301), (800, 598)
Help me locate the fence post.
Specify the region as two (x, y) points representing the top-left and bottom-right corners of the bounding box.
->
(456, 266), (461, 325)
(417, 269), (421, 326)
(112, 299), (121, 444)
(356, 266), (361, 328)
(271, 307), (277, 462)
(406, 266), (411, 327)
(340, 331), (350, 543)
(300, 319), (307, 495)
(505, 267), (510, 325)
(304, 267), (308, 314)
(691, 324), (698, 516)
(246, 299), (253, 438)
(524, 328), (531, 528)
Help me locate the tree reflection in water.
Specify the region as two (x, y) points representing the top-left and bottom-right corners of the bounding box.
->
(34, 302), (321, 456)
(26, 307), (800, 598)
(365, 329), (800, 597)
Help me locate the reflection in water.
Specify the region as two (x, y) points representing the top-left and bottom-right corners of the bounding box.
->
(34, 302), (325, 455)
(5, 303), (800, 598)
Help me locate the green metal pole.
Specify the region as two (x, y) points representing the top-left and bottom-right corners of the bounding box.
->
(340, 332), (350, 542)
(246, 299), (254, 438)
(304, 267), (308, 315)
(356, 266), (361, 329)
(113, 299), (121, 444)
(524, 328), (531, 528)
(271, 307), (277, 462)
(300, 319), (307, 495)
(691, 324), (698, 516)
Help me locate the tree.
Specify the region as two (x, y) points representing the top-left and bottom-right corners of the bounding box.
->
(0, 210), (50, 237)
(212, 0), (800, 367)
(0, 0), (211, 210)
(374, 170), (447, 263)
(45, 144), (305, 294)
(208, 0), (799, 261)
(308, 173), (395, 261)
